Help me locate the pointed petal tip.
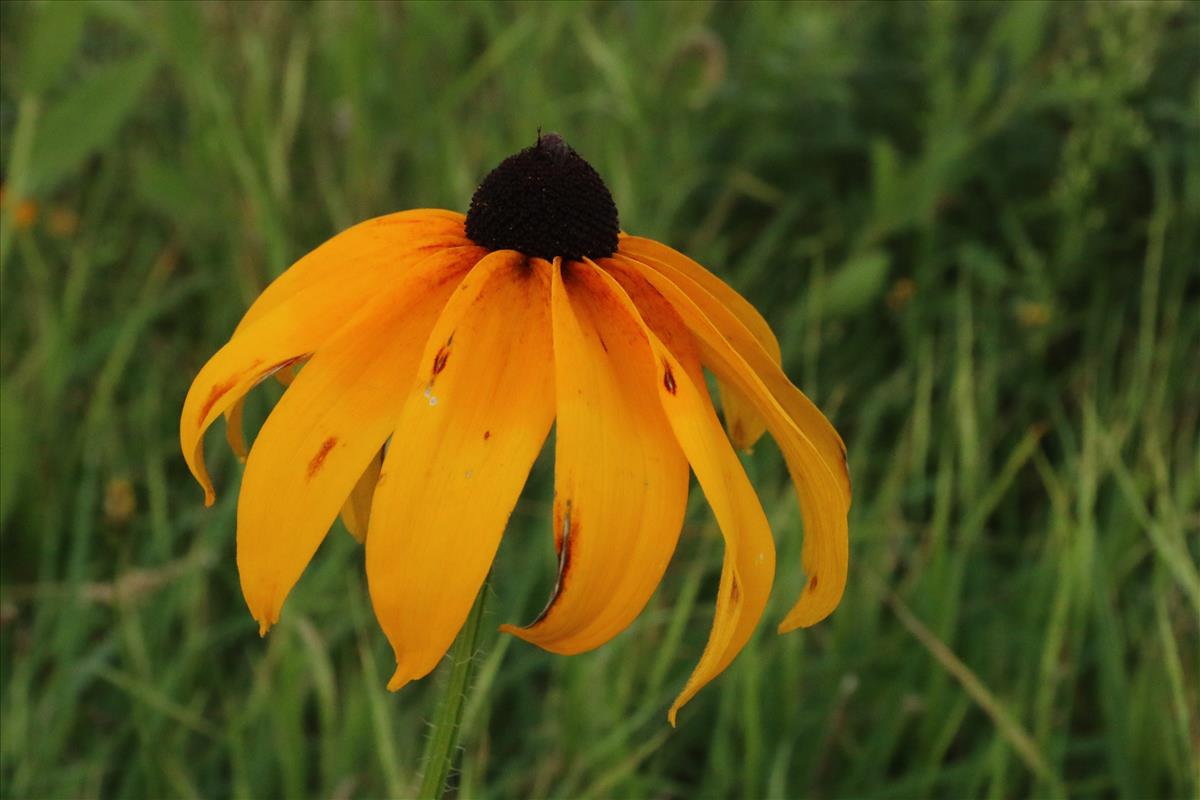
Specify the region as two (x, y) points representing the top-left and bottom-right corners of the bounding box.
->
(667, 707), (679, 727)
(250, 596), (280, 637)
(778, 604), (834, 633)
(386, 669), (411, 693)
(495, 623), (569, 653)
(203, 487), (216, 508)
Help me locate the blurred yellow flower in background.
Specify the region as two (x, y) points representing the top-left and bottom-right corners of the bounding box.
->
(180, 134), (850, 723)
(0, 186), (38, 230)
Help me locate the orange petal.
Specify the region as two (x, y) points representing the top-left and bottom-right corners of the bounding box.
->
(500, 261), (689, 654)
(619, 236), (782, 449)
(588, 262), (776, 726)
(181, 240), (485, 504)
(225, 396), (249, 462)
(220, 211), (471, 462)
(224, 360), (303, 463)
(237, 250), (478, 633)
(340, 448), (383, 544)
(366, 252), (555, 691)
(236, 210), (470, 331)
(613, 253), (850, 630)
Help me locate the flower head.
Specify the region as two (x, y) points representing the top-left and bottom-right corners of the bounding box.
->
(180, 134), (850, 723)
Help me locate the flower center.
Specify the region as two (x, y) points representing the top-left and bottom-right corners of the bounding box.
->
(465, 133), (619, 261)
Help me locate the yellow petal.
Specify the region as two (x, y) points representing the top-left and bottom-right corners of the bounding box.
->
(225, 396), (249, 462)
(500, 261), (689, 654)
(238, 250), (478, 633)
(620, 250), (846, 476)
(366, 251), (555, 691)
(340, 448), (383, 544)
(180, 242), (485, 504)
(619, 236), (782, 449)
(224, 360), (303, 462)
(716, 384), (767, 452)
(237, 210), (469, 330)
(586, 262), (775, 726)
(220, 211), (469, 462)
(617, 237), (781, 361)
(181, 327), (309, 506)
(614, 253), (850, 631)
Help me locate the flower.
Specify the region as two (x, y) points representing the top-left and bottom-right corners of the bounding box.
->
(180, 134), (850, 723)
(0, 186), (38, 230)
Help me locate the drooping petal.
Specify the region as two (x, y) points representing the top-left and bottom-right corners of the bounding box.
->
(717, 379), (768, 451)
(225, 396), (249, 462)
(613, 253), (850, 630)
(237, 210), (469, 330)
(224, 360), (300, 462)
(500, 261), (689, 654)
(180, 242), (485, 503)
(587, 262), (776, 726)
(601, 258), (706, 385)
(340, 448), (383, 544)
(619, 236), (783, 450)
(620, 250), (847, 477)
(237, 250), (478, 633)
(617, 237), (781, 360)
(220, 211), (471, 460)
(367, 251), (555, 691)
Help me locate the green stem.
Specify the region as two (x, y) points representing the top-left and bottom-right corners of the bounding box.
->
(418, 581), (488, 799)
(0, 94), (40, 275)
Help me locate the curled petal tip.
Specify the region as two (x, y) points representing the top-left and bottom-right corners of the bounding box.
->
(257, 619), (271, 637)
(203, 487), (216, 508)
(667, 708), (679, 728)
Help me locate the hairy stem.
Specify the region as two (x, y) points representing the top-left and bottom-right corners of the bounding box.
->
(418, 581), (488, 799)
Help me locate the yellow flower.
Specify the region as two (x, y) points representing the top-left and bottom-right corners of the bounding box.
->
(180, 134), (850, 723)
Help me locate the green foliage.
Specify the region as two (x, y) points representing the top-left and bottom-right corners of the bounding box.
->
(1, 1), (1197, 798)
(28, 51), (159, 193)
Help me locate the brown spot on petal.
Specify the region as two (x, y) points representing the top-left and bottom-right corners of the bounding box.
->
(483, 430), (491, 441)
(432, 345), (451, 376)
(198, 377), (238, 424)
(662, 361), (677, 395)
(533, 500), (577, 624)
(729, 577), (741, 603)
(553, 498), (570, 552)
(307, 437), (338, 479)
(557, 528), (575, 589)
(808, 574), (820, 591)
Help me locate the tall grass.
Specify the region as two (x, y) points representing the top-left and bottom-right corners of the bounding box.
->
(1, 2), (1197, 798)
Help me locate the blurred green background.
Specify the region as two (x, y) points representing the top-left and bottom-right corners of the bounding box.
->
(2, 1), (1197, 798)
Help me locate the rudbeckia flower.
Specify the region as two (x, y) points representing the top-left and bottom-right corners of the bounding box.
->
(180, 134), (850, 723)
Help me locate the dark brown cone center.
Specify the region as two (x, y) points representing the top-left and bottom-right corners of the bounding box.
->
(465, 133), (619, 261)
